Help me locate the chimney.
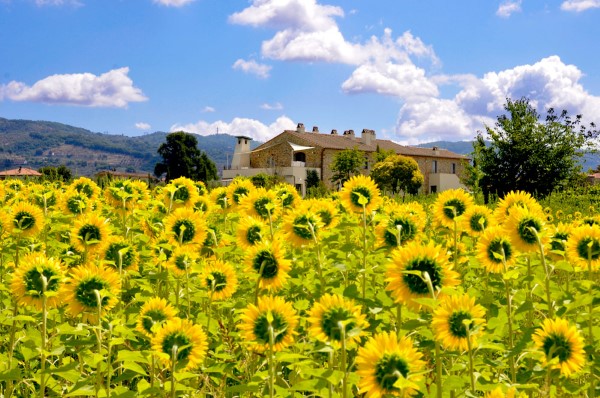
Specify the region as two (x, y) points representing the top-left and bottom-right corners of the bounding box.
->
(296, 123), (305, 133)
(230, 136), (253, 170)
(343, 129), (355, 138)
(331, 129), (338, 135)
(361, 129), (376, 146)
(312, 126), (319, 133)
(432, 146), (438, 151)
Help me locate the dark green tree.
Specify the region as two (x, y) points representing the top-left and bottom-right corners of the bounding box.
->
(330, 147), (364, 187)
(305, 169), (320, 190)
(39, 165), (72, 182)
(475, 98), (598, 200)
(370, 154), (424, 195)
(154, 132), (218, 183)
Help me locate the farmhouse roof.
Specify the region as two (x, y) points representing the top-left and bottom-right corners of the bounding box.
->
(0, 167), (42, 177)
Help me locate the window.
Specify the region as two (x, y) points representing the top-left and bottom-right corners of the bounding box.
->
(430, 185), (437, 193)
(432, 160), (438, 173)
(452, 162), (456, 174)
(294, 152), (306, 162)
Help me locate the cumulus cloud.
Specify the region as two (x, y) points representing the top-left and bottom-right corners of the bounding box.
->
(394, 56), (600, 144)
(170, 115), (296, 142)
(202, 106), (215, 113)
(496, 0), (522, 18)
(260, 102), (283, 110)
(153, 0), (195, 7)
(0, 67), (147, 108)
(232, 59), (272, 79)
(561, 0), (600, 11)
(135, 122), (151, 130)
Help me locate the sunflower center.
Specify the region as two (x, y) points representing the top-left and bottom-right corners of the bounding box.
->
(375, 353), (410, 391)
(542, 333), (572, 362)
(403, 258), (442, 295)
(75, 277), (111, 308)
(576, 236), (600, 260)
(252, 250), (279, 279)
(75, 183), (95, 199)
(279, 190), (295, 207)
(550, 232), (569, 252)
(173, 187), (190, 202)
(141, 309), (168, 334)
(233, 187), (250, 204)
(79, 224), (101, 244)
(350, 186), (372, 208)
(195, 199), (209, 212)
(66, 195), (86, 214)
(246, 225), (262, 245)
(24, 267), (60, 297)
(320, 307), (356, 341)
(469, 214), (487, 232)
(448, 310), (473, 338)
(254, 197), (273, 219)
(162, 332), (192, 362)
(443, 199), (466, 220)
(582, 218), (600, 227)
(105, 243), (135, 268)
(317, 209), (333, 227)
(14, 211), (36, 231)
(174, 254), (193, 271)
(487, 238), (512, 263)
(292, 214), (315, 241)
(517, 217), (541, 244)
(253, 311), (288, 344)
(206, 271), (227, 292)
(172, 219), (196, 244)
(384, 218), (417, 246)
(215, 192), (228, 208)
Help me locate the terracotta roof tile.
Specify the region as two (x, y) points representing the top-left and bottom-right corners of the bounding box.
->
(0, 167), (42, 176)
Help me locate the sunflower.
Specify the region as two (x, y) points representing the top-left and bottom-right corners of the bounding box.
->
(136, 297), (178, 337)
(130, 180), (151, 208)
(60, 187), (93, 215)
(432, 188), (474, 229)
(4, 179), (25, 202)
(11, 253), (65, 310)
(152, 317), (208, 371)
(104, 179), (137, 210)
(504, 206), (548, 253)
(274, 183), (300, 210)
(356, 332), (426, 398)
(210, 187), (229, 210)
(238, 295), (298, 352)
(102, 237), (138, 271)
(194, 195), (215, 213)
(493, 190), (544, 225)
(476, 226), (517, 273)
(431, 293), (486, 351)
(71, 177), (101, 201)
(385, 241), (460, 311)
(461, 205), (493, 237)
(62, 263), (121, 321)
(29, 183), (59, 211)
(307, 293), (369, 348)
(226, 178), (255, 207)
(201, 259), (238, 300)
(245, 240), (291, 291)
(164, 177), (200, 211)
(531, 318), (585, 377)
(70, 213), (111, 255)
(0, 210), (12, 239)
(195, 181), (208, 196)
(484, 387), (526, 398)
(163, 207), (207, 247)
(165, 246), (199, 277)
(236, 217), (267, 250)
(239, 187), (280, 220)
(375, 209), (421, 249)
(10, 201), (45, 238)
(281, 203), (324, 246)
(305, 198), (340, 230)
(565, 224), (600, 271)
(339, 175), (382, 214)
(547, 223), (571, 262)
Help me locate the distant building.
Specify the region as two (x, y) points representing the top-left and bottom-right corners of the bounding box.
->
(222, 123), (469, 195)
(0, 167), (42, 180)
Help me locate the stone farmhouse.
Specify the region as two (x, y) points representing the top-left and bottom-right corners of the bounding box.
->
(222, 123), (469, 196)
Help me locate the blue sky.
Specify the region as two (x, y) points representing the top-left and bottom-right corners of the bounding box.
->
(1, 0), (600, 144)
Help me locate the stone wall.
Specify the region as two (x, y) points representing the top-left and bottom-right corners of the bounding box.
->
(250, 132), (321, 169)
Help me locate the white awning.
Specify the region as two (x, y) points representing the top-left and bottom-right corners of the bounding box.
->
(289, 142), (314, 152)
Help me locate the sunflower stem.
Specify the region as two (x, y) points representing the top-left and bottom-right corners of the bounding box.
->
(361, 204), (368, 301)
(531, 227), (553, 318)
(185, 264), (191, 319)
(309, 221), (325, 295)
(267, 208), (274, 241)
(328, 350), (334, 398)
(268, 323), (275, 398)
(40, 275), (48, 398)
(434, 341), (443, 398)
(526, 255), (533, 328)
(94, 289), (103, 398)
(588, 248), (596, 398)
(254, 259), (267, 305)
(206, 284), (215, 336)
(466, 323), (476, 393)
(396, 304), (402, 333)
(6, 302), (18, 397)
(500, 247), (516, 384)
(339, 322), (348, 398)
(170, 345), (178, 398)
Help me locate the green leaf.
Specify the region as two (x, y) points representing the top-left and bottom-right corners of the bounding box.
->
(0, 368), (21, 381)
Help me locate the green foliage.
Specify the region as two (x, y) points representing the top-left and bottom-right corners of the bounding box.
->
(38, 165), (73, 182)
(475, 97), (598, 199)
(154, 132), (218, 183)
(250, 173), (281, 189)
(305, 169), (320, 190)
(306, 181), (330, 198)
(330, 147), (364, 186)
(370, 154), (424, 195)
(373, 146), (395, 163)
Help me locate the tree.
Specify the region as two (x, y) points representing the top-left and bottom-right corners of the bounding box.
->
(370, 154), (424, 196)
(475, 98), (598, 200)
(330, 147), (364, 187)
(154, 132), (218, 183)
(305, 169), (320, 190)
(39, 165), (72, 182)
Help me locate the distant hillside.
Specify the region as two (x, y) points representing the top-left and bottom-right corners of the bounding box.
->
(0, 118), (254, 176)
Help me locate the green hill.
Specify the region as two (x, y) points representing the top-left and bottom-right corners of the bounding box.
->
(0, 118), (251, 176)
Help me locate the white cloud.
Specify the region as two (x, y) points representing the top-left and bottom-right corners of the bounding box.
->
(0, 67), (147, 108)
(135, 122), (151, 130)
(496, 0), (522, 18)
(153, 0), (195, 7)
(170, 115), (296, 142)
(202, 106), (215, 113)
(261, 102), (283, 110)
(232, 59), (272, 79)
(561, 0), (600, 11)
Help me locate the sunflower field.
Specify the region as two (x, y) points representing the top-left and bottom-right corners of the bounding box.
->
(0, 175), (598, 398)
